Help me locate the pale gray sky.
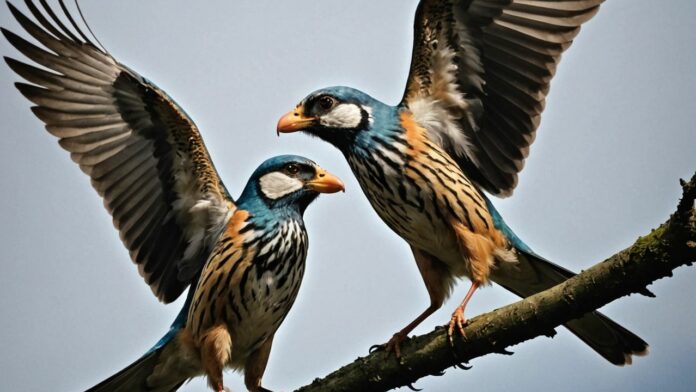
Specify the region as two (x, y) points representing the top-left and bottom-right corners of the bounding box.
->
(1, 1), (695, 391)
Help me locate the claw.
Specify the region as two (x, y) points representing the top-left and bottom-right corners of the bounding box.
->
(370, 333), (409, 361)
(495, 347), (514, 356)
(454, 362), (472, 370)
(447, 308), (468, 345)
(406, 382), (423, 391)
(431, 370), (446, 376)
(638, 287), (656, 297)
(384, 332), (406, 358)
(369, 344), (385, 354)
(449, 339), (472, 371)
(378, 332), (408, 359)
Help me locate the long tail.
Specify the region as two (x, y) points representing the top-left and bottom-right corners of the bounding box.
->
(85, 347), (184, 392)
(87, 295), (193, 392)
(486, 199), (648, 365)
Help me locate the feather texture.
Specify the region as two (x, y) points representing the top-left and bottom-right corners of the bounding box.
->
(3, 0), (234, 303)
(402, 0), (604, 196)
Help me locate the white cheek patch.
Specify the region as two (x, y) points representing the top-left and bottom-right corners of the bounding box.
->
(319, 103), (363, 128)
(259, 171), (303, 200)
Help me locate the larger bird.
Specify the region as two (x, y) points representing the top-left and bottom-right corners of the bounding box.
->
(3, 1), (344, 391)
(277, 0), (648, 364)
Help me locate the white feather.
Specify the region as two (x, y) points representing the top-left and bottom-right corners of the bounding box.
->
(259, 171), (303, 199)
(409, 32), (478, 164)
(319, 103), (363, 128)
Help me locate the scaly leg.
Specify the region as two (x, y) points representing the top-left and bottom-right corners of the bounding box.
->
(448, 281), (479, 344)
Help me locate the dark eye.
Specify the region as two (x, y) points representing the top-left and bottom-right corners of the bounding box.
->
(317, 96), (335, 111)
(285, 163), (300, 175)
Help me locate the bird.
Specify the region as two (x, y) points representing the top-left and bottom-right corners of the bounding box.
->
(276, 0), (649, 364)
(2, 1), (344, 391)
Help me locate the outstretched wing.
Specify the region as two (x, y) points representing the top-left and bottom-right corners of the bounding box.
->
(3, 1), (235, 303)
(401, 0), (603, 196)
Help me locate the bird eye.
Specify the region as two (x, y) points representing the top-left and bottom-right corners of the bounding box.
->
(285, 163), (300, 175)
(317, 96), (335, 111)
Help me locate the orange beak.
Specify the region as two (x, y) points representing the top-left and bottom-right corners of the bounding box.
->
(277, 105), (316, 134)
(306, 167), (345, 193)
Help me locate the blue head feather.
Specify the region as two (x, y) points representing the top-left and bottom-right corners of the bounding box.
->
(305, 86), (382, 107)
(298, 86), (399, 152)
(237, 155), (321, 222)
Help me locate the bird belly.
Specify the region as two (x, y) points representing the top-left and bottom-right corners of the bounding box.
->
(348, 154), (467, 274)
(228, 264), (304, 367)
(375, 184), (466, 273)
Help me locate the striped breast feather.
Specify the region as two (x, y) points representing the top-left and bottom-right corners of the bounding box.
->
(2, 1), (234, 303)
(401, 0), (603, 196)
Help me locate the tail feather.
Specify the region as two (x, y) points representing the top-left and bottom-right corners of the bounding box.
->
(491, 249), (648, 365)
(85, 349), (183, 392)
(485, 197), (648, 365)
(87, 293), (194, 391)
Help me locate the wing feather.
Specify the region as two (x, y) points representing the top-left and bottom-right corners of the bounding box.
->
(3, 0), (234, 302)
(402, 0), (603, 195)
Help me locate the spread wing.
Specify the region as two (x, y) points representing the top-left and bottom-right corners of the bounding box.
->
(401, 0), (603, 196)
(3, 0), (235, 303)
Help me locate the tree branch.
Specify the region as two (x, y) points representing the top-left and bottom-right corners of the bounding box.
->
(293, 172), (696, 392)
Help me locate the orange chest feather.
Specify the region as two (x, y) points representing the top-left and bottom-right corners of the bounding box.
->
(399, 111), (499, 239)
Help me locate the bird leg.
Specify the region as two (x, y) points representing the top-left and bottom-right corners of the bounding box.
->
(200, 324), (232, 392)
(245, 335), (275, 392)
(448, 281), (479, 344)
(380, 247), (451, 358)
(385, 304), (440, 358)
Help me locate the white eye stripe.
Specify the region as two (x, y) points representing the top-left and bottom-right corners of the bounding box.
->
(259, 171), (303, 200)
(319, 103), (363, 129)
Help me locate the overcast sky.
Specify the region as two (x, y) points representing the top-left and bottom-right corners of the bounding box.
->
(1, 1), (695, 391)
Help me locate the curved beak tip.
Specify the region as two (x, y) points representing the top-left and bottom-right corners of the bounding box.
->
(307, 171), (345, 194)
(277, 108), (315, 134)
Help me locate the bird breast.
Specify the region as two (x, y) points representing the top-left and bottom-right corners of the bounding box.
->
(347, 113), (500, 278)
(231, 220), (308, 362)
(188, 215), (308, 369)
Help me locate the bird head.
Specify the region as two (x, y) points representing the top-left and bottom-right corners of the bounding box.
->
(239, 155), (344, 215)
(277, 86), (390, 150)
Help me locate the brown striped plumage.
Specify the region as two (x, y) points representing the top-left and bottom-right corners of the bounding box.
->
(350, 112), (513, 288)
(142, 209), (309, 391)
(189, 210), (307, 368)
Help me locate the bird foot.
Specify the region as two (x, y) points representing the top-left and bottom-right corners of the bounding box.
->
(368, 331), (410, 359)
(385, 331), (410, 358)
(447, 307), (468, 345)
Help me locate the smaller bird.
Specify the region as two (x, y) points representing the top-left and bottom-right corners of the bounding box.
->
(88, 155), (343, 392)
(2, 1), (344, 391)
(277, 0), (648, 365)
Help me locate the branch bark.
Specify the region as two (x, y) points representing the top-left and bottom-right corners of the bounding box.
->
(293, 172), (696, 392)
